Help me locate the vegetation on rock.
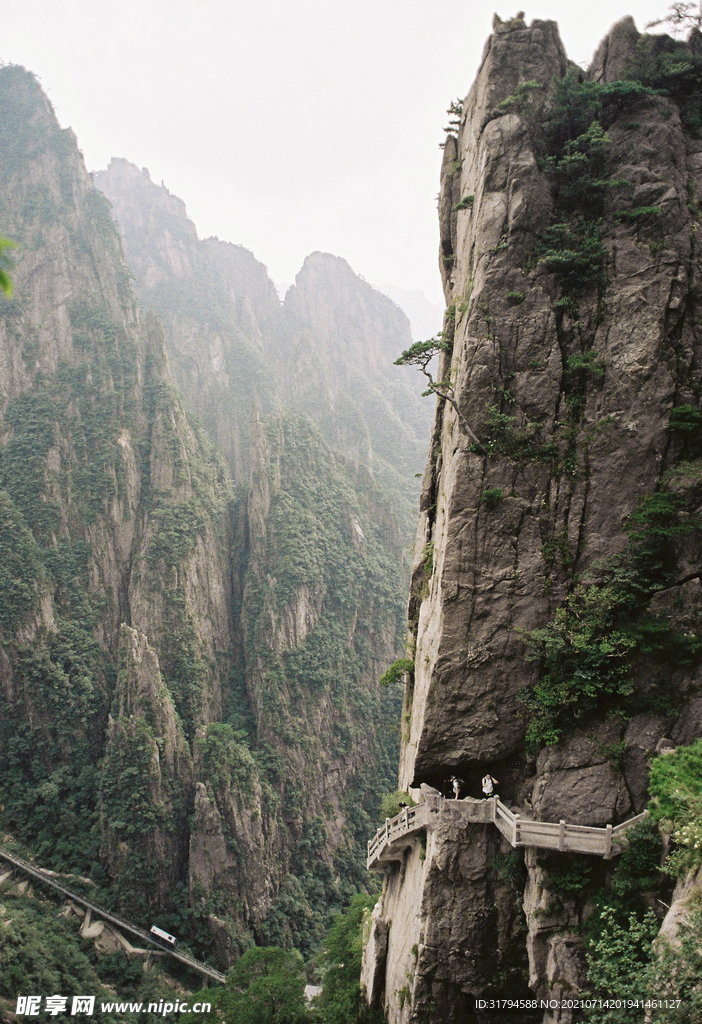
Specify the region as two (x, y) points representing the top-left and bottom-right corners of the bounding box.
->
(521, 488), (702, 750)
(394, 336), (486, 452)
(649, 739), (702, 876)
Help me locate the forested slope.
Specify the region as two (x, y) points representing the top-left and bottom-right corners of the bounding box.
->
(0, 64), (411, 988)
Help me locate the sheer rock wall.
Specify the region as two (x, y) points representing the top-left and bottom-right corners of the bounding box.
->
(365, 15), (702, 1023)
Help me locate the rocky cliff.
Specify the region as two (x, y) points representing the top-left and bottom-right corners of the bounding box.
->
(0, 65), (410, 971)
(282, 252), (432, 528)
(363, 14), (702, 1023)
(0, 62), (233, 915)
(93, 157), (286, 487)
(94, 160), (432, 532)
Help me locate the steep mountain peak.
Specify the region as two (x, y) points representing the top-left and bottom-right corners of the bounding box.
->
(0, 66), (412, 981)
(95, 158), (198, 285)
(285, 250), (412, 373)
(99, 157), (194, 231)
(590, 15), (640, 83)
(0, 63), (60, 139)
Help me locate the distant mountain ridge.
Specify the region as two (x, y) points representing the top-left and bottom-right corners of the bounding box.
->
(378, 282), (443, 341)
(0, 66), (424, 981)
(94, 158), (432, 530)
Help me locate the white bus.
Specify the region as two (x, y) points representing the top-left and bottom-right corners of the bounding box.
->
(150, 925), (178, 948)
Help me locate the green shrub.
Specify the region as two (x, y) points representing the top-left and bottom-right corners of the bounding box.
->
(378, 658), (414, 686)
(565, 351), (605, 378)
(669, 403), (702, 434)
(490, 850), (526, 889)
(624, 491), (690, 541)
(630, 32), (702, 135)
(536, 220), (607, 296)
(513, 72), (659, 314)
(610, 820), (663, 899)
(648, 739), (702, 877)
(613, 205), (661, 223)
(380, 791), (416, 820)
(584, 896), (702, 1021)
(582, 819), (663, 956)
(542, 854), (595, 899)
(497, 80), (544, 115)
(216, 947), (308, 1024)
(0, 894), (100, 999)
(644, 902), (702, 1021)
(583, 907), (659, 1022)
(482, 405), (557, 462)
(195, 722), (256, 794)
(316, 893), (386, 1024)
(521, 566), (696, 749)
(479, 487), (504, 509)
(0, 489), (42, 631)
(505, 291), (525, 305)
(521, 483), (702, 751)
(668, 403), (702, 456)
(454, 195), (474, 211)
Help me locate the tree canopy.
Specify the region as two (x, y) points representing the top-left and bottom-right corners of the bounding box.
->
(217, 947), (308, 1024)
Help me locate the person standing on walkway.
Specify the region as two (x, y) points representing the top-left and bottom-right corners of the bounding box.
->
(481, 773), (498, 798)
(449, 775), (464, 799)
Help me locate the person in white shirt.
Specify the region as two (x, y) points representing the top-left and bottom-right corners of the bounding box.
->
(481, 773), (498, 798)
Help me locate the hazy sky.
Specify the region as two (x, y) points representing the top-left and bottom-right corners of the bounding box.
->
(3, 1), (671, 302)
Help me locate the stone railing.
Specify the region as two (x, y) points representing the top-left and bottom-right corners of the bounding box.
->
(366, 805), (430, 866)
(367, 796), (648, 871)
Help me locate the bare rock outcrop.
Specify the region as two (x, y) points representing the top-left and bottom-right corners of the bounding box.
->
(371, 13), (702, 1023)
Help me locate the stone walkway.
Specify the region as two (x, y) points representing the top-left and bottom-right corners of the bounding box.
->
(367, 793), (648, 871)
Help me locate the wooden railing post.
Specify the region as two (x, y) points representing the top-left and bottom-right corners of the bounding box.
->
(604, 823), (612, 859)
(513, 813), (521, 847)
(558, 820), (566, 852)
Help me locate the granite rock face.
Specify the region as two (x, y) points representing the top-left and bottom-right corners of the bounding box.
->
(101, 627), (194, 909)
(0, 66), (409, 968)
(282, 252), (432, 524)
(95, 162), (432, 530)
(0, 66), (234, 927)
(362, 787), (531, 1024)
(369, 15), (702, 1022)
(94, 158), (286, 486)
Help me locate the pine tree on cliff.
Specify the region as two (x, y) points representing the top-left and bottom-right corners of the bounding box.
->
(648, 1), (702, 33)
(395, 335), (487, 454)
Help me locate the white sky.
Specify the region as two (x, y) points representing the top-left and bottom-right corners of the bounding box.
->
(2, 1), (670, 303)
